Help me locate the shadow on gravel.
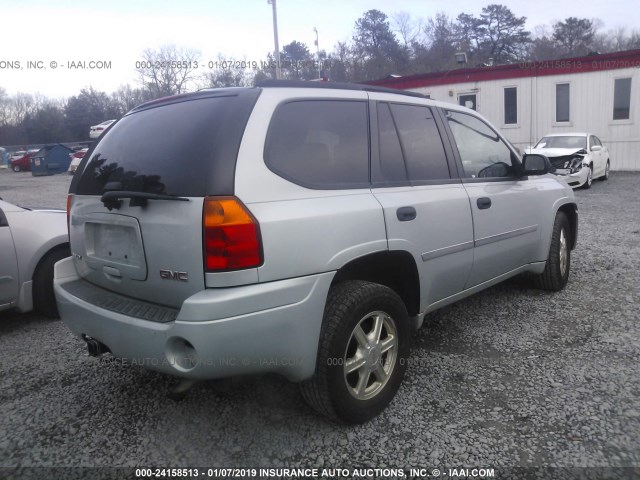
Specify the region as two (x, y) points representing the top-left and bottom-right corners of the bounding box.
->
(0, 310), (59, 335)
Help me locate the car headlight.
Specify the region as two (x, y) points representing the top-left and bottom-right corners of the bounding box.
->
(569, 157), (585, 174)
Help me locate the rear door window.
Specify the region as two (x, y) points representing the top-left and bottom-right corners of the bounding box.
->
(74, 91), (260, 197)
(264, 100), (369, 189)
(373, 102), (451, 185)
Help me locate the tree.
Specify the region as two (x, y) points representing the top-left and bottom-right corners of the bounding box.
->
(326, 42), (353, 82)
(12, 93), (36, 125)
(352, 9), (409, 79)
(415, 12), (458, 72)
(455, 5), (530, 65)
(203, 55), (253, 88)
(111, 84), (153, 115)
(64, 87), (119, 140)
(136, 45), (200, 97)
(23, 104), (69, 144)
(553, 17), (595, 57)
(391, 11), (422, 49)
(0, 87), (10, 126)
(478, 5), (530, 63)
(280, 41), (316, 80)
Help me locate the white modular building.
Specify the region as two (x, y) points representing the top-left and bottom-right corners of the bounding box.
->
(370, 49), (640, 170)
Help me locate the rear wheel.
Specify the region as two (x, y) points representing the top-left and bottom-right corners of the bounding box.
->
(33, 247), (70, 317)
(12, 165), (21, 172)
(533, 212), (571, 291)
(599, 160), (610, 181)
(300, 281), (410, 423)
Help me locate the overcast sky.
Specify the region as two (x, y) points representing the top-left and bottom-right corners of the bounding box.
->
(1, 0), (638, 98)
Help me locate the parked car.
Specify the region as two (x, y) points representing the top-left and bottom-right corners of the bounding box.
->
(89, 119), (116, 139)
(9, 150), (27, 162)
(68, 148), (89, 174)
(10, 149), (39, 172)
(55, 82), (578, 423)
(526, 133), (610, 189)
(0, 199), (70, 317)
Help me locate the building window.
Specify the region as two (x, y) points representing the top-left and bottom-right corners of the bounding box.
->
(458, 94), (477, 111)
(613, 78), (632, 120)
(556, 83), (570, 122)
(504, 87), (517, 124)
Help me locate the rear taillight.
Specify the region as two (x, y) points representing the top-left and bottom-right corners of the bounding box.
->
(203, 197), (262, 271)
(66, 194), (73, 238)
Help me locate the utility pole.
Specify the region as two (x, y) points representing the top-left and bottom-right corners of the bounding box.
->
(314, 27), (320, 79)
(267, 0), (281, 79)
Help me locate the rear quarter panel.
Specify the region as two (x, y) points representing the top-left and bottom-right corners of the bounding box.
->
(234, 88), (388, 282)
(6, 209), (69, 285)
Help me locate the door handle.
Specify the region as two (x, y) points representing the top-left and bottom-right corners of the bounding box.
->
(397, 206), (417, 222)
(477, 197), (492, 210)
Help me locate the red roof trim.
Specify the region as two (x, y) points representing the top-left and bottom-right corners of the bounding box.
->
(367, 49), (640, 90)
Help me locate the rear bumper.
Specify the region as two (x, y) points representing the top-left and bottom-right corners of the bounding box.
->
(54, 257), (333, 381)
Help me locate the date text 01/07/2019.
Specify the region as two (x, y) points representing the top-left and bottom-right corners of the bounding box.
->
(134, 60), (334, 71)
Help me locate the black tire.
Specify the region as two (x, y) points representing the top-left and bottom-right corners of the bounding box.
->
(582, 164), (593, 189)
(599, 160), (610, 181)
(33, 247), (70, 318)
(12, 165), (21, 172)
(533, 212), (571, 291)
(299, 280), (410, 424)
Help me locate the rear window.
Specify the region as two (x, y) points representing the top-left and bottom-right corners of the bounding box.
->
(74, 91), (260, 197)
(264, 100), (369, 189)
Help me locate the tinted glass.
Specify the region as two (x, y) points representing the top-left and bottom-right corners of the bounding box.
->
(265, 100), (369, 188)
(75, 93), (259, 197)
(376, 103), (407, 184)
(446, 110), (516, 179)
(389, 104), (450, 182)
(613, 78), (631, 120)
(504, 87), (517, 124)
(556, 84), (570, 122)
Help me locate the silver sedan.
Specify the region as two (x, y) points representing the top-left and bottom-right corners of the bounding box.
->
(0, 199), (69, 317)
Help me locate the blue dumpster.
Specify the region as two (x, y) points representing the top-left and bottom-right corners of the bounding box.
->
(31, 144), (74, 176)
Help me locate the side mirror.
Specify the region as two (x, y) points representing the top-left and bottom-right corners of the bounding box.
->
(522, 154), (551, 176)
(591, 145), (602, 152)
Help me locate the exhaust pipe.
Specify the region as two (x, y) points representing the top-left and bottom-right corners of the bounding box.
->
(82, 334), (110, 357)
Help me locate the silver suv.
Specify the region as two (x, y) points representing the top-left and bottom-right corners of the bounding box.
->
(55, 81), (577, 423)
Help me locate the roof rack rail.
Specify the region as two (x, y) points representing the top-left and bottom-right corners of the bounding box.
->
(257, 79), (427, 99)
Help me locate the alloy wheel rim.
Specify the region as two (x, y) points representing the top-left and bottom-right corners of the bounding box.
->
(559, 228), (568, 276)
(343, 311), (398, 401)
(587, 168), (593, 186)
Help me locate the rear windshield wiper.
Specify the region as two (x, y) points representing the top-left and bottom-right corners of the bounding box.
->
(101, 191), (189, 210)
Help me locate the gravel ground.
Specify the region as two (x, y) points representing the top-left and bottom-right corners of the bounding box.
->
(0, 169), (639, 479)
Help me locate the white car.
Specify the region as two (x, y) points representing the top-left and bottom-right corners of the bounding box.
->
(68, 148), (89, 174)
(527, 133), (610, 189)
(89, 119), (116, 139)
(0, 199), (70, 317)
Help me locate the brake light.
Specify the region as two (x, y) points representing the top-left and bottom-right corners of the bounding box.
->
(203, 197), (262, 271)
(66, 194), (74, 239)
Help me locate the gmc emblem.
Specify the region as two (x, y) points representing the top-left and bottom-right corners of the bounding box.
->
(159, 270), (188, 282)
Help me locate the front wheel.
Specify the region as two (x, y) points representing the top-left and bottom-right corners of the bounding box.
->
(300, 281), (410, 423)
(599, 160), (610, 181)
(582, 165), (593, 189)
(533, 212), (571, 291)
(12, 165), (21, 172)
